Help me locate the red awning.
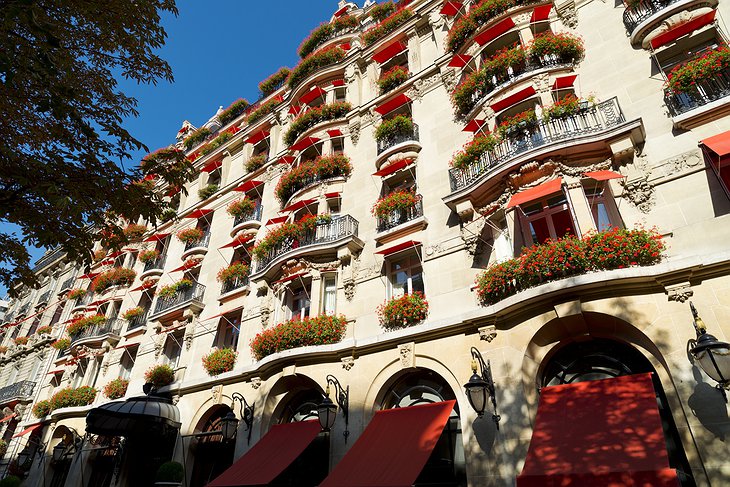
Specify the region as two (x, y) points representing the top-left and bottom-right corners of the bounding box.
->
(207, 420), (321, 487)
(701, 130), (730, 157)
(331, 79), (345, 87)
(530, 4), (552, 22)
(517, 374), (679, 487)
(246, 130), (270, 145)
(300, 86), (326, 105)
(144, 232), (169, 243)
(289, 136), (320, 152)
(278, 155), (295, 165)
(462, 118), (488, 133)
(266, 216), (288, 225)
(319, 401), (455, 487)
(220, 234), (254, 249)
(0, 414), (15, 423)
(373, 40), (407, 64)
(201, 159), (222, 173)
(289, 104), (304, 115)
(327, 129), (343, 138)
(507, 178), (563, 208)
(281, 198), (316, 214)
(114, 342), (140, 350)
(448, 54), (473, 68)
(170, 259), (202, 273)
(375, 94), (411, 115)
(340, 42), (351, 50)
(233, 180), (264, 193)
(650, 10), (716, 49)
(47, 369), (63, 376)
(184, 208), (213, 219)
(552, 75), (577, 90)
(205, 306), (244, 322)
(77, 272), (99, 280)
(334, 5), (348, 16)
(106, 250), (124, 259)
(227, 126), (241, 135)
(475, 18), (515, 46)
(583, 170), (624, 181)
(491, 86), (536, 113)
(130, 281), (157, 292)
(12, 424), (41, 439)
(373, 158), (414, 177)
(273, 272), (308, 285)
(325, 192), (341, 199)
(375, 240), (421, 256)
(440, 1), (463, 16)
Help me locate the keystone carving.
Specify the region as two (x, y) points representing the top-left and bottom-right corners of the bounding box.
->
(250, 377), (262, 390)
(398, 342), (416, 368)
(666, 282), (694, 303)
(556, 0), (578, 28)
(341, 356), (355, 371)
(343, 277), (356, 300)
(349, 119), (361, 146)
(211, 385), (223, 404)
(621, 176), (655, 213)
(479, 325), (497, 342)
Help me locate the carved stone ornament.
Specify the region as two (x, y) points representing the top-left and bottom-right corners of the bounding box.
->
(428, 9), (445, 29)
(211, 385), (223, 404)
(341, 356), (355, 371)
(345, 62), (360, 84)
(533, 72), (551, 94)
(440, 69), (458, 93)
(621, 176), (655, 213)
(513, 12), (532, 25)
(398, 342), (416, 368)
(250, 377), (262, 390)
(349, 119), (361, 146)
(666, 282), (694, 303)
(343, 277), (356, 300)
(479, 325), (497, 342)
(409, 73), (443, 102)
(556, 0), (578, 28)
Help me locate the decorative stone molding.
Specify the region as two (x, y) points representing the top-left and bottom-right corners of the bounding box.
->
(556, 0), (578, 28)
(341, 356), (355, 371)
(348, 119), (361, 146)
(440, 68), (458, 93)
(408, 73), (443, 102)
(398, 342), (416, 368)
(250, 377), (262, 390)
(533, 72), (551, 94)
(345, 62), (360, 85)
(479, 325), (497, 342)
(647, 149), (703, 183)
(461, 217), (488, 256)
(514, 12), (532, 25)
(343, 277), (356, 300)
(621, 176), (655, 213)
(211, 385), (223, 404)
(428, 9), (445, 29)
(665, 282), (693, 303)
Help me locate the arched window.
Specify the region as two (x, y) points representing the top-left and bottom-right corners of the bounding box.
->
(189, 406), (235, 487)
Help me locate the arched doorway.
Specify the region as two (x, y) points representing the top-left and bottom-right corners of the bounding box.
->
(189, 405), (235, 487)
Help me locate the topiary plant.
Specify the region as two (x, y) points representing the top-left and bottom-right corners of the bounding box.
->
(155, 461), (184, 483)
(0, 475), (21, 487)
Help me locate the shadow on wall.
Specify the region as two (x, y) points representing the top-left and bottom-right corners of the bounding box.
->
(687, 364), (730, 441)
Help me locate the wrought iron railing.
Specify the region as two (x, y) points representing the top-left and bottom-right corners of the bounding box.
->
(233, 203), (263, 227)
(0, 380), (35, 404)
(448, 97), (626, 192)
(184, 232), (211, 252)
(73, 292), (94, 309)
(69, 318), (124, 345)
(152, 282), (206, 315)
(17, 304), (29, 317)
(665, 69), (730, 117)
(143, 254), (167, 273)
(622, 0), (683, 33)
(376, 195), (424, 232)
(254, 215), (359, 273)
(126, 311), (149, 332)
(221, 276), (250, 295)
(376, 123), (420, 155)
(57, 347), (69, 359)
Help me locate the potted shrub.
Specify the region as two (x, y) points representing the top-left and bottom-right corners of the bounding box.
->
(377, 292), (429, 330)
(93, 249), (107, 262)
(378, 65), (410, 94)
(176, 227), (204, 245)
(374, 114), (414, 142)
(32, 400), (52, 419)
(529, 32), (585, 63)
(67, 288), (87, 300)
(51, 338), (70, 351)
(227, 198), (256, 218)
(259, 67), (291, 96)
(371, 191), (419, 219)
(217, 262), (250, 284)
(245, 154), (268, 173)
(666, 47), (730, 94)
(145, 364), (175, 388)
(139, 249), (161, 264)
(202, 348), (237, 376)
(155, 461), (184, 486)
(103, 378), (129, 399)
(217, 98), (250, 127)
(197, 183), (218, 200)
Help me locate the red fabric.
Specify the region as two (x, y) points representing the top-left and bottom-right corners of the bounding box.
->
(219, 234), (254, 249)
(373, 158), (414, 177)
(171, 259), (202, 273)
(373, 40), (407, 64)
(289, 104), (304, 115)
(702, 129), (730, 157)
(331, 79), (346, 87)
(46, 370), (63, 376)
(340, 42), (351, 50)
(0, 414), (15, 422)
(300, 86), (326, 105)
(201, 159), (222, 173)
(12, 424), (41, 438)
(184, 208), (213, 219)
(375, 240), (421, 255)
(584, 170), (624, 181)
(77, 272), (99, 280)
(507, 178), (562, 208)
(334, 5), (348, 16)
(289, 136), (320, 152)
(246, 130), (269, 145)
(114, 343), (140, 350)
(281, 198), (316, 213)
(375, 94), (411, 115)
(325, 192), (341, 198)
(227, 126), (241, 135)
(233, 180), (264, 193)
(278, 156), (295, 165)
(650, 10), (716, 49)
(552, 75), (577, 90)
(463, 118), (488, 132)
(491, 86), (536, 113)
(517, 374), (679, 487)
(440, 1), (463, 16)
(205, 306), (243, 321)
(130, 282), (157, 292)
(319, 401), (455, 487)
(207, 420), (321, 487)
(530, 4), (552, 22)
(273, 272), (307, 285)
(266, 216), (288, 225)
(475, 18), (515, 46)
(144, 232), (169, 243)
(327, 129), (343, 137)
(448, 54), (472, 68)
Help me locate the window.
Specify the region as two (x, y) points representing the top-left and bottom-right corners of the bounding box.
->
(330, 136), (344, 155)
(27, 315), (41, 336)
(7, 364), (19, 385)
(107, 300), (122, 320)
(48, 304), (64, 326)
(518, 191), (577, 245)
(655, 28), (720, 75)
(207, 168), (222, 188)
(321, 275), (337, 315)
(215, 311), (241, 349)
(119, 346), (138, 380)
(333, 86), (347, 103)
(164, 332), (183, 369)
(71, 359), (88, 389)
(289, 284), (311, 321)
(88, 357), (102, 387)
(387, 253), (424, 298)
(584, 183), (621, 232)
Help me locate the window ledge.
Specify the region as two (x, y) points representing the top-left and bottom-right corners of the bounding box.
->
(671, 95), (730, 130)
(375, 216), (428, 244)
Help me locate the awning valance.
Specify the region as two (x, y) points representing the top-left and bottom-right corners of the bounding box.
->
(530, 4), (552, 22)
(448, 54), (472, 68)
(650, 10), (716, 49)
(463, 118), (488, 133)
(266, 216), (288, 225)
(375, 94), (411, 115)
(517, 373), (679, 486)
(373, 40), (407, 64)
(507, 178), (562, 208)
(0, 414), (15, 423)
(327, 128), (343, 138)
(201, 159), (222, 173)
(375, 240), (421, 256)
(233, 180), (264, 193)
(300, 86), (326, 105)
(144, 232), (169, 243)
(701, 129), (730, 157)
(86, 394), (181, 438)
(475, 18), (515, 46)
(184, 208), (213, 219)
(207, 420), (321, 487)
(373, 158), (414, 177)
(290, 136), (320, 152)
(490, 86), (536, 113)
(246, 130), (269, 146)
(583, 170), (624, 181)
(319, 401), (455, 487)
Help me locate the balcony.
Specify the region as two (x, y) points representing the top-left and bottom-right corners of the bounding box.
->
(252, 215), (363, 279)
(71, 292), (94, 312)
(448, 98), (630, 192)
(69, 318), (124, 348)
(376, 195), (425, 233)
(182, 231), (211, 260)
(126, 311), (149, 332)
(221, 276), (250, 296)
(622, 0), (715, 44)
(141, 254), (167, 280)
(377, 123), (420, 155)
(232, 203), (263, 229)
(0, 380), (35, 405)
(665, 68), (730, 126)
(150, 282), (206, 319)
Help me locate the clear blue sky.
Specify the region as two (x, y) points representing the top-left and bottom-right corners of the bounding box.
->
(6, 0), (351, 297)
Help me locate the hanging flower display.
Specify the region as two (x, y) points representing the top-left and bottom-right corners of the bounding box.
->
(377, 292), (429, 330)
(202, 348), (238, 376)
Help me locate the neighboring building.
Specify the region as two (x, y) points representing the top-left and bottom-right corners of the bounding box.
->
(5, 0), (730, 485)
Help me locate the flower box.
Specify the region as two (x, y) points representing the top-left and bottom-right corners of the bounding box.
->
(197, 184), (218, 200)
(496, 109), (537, 137)
(666, 47), (730, 94)
(288, 45), (347, 90)
(32, 400), (52, 419)
(446, 0), (538, 53)
(377, 292), (429, 330)
(145, 364), (175, 388)
(66, 314), (105, 336)
(250, 314), (348, 360)
(251, 214), (332, 259)
(202, 348), (237, 376)
(36, 325), (53, 335)
(183, 127), (211, 151)
(176, 227), (204, 244)
(93, 249), (107, 263)
(449, 134), (501, 169)
(217, 262), (250, 284)
(156, 279), (193, 298)
(122, 306), (145, 320)
(299, 15), (359, 58)
(275, 154), (352, 205)
(246, 97), (283, 125)
(528, 32), (585, 64)
(363, 8), (413, 46)
(139, 249), (161, 264)
(374, 114), (414, 142)
(227, 198), (256, 218)
(123, 224), (148, 242)
(91, 267), (137, 292)
(13, 336), (28, 346)
(218, 98), (250, 127)
(371, 2), (397, 22)
(378, 65), (409, 95)
(283, 101), (352, 146)
(67, 288), (87, 300)
(245, 154), (268, 173)
(103, 378), (129, 399)
(51, 338), (70, 351)
(199, 131), (233, 157)
(259, 68), (291, 96)
(371, 191), (419, 219)
(48, 386), (97, 411)
(0, 346), (7, 354)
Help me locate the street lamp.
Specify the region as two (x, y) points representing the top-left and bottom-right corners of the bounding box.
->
(317, 375), (349, 441)
(464, 347), (500, 427)
(51, 427), (82, 463)
(219, 392), (255, 443)
(689, 302), (730, 399)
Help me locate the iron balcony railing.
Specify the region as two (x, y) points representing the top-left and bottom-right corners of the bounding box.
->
(184, 231), (211, 252)
(622, 0), (682, 34)
(376, 123), (420, 155)
(0, 380), (35, 405)
(74, 292), (94, 309)
(221, 276), (250, 295)
(665, 69), (730, 117)
(254, 215), (359, 273)
(143, 254), (167, 273)
(126, 311), (149, 332)
(153, 282), (206, 315)
(449, 97), (626, 192)
(376, 195), (424, 232)
(69, 318), (124, 345)
(57, 347), (69, 359)
(233, 203), (263, 227)
(59, 276), (75, 293)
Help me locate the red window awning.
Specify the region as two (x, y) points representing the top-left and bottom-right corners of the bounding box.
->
(334, 5), (348, 16)
(375, 240), (421, 256)
(207, 420), (321, 487)
(372, 40), (407, 64)
(491, 86), (536, 113)
(227, 126), (241, 135)
(507, 178), (563, 208)
(440, 1), (463, 16)
(281, 198), (316, 214)
(12, 424), (41, 438)
(701, 129), (730, 157)
(289, 104), (304, 115)
(246, 130), (270, 146)
(447, 54), (473, 68)
(144, 232), (169, 243)
(340, 42), (351, 50)
(552, 75), (577, 90)
(300, 86), (326, 105)
(650, 10), (716, 49)
(184, 208), (213, 219)
(47, 369), (64, 376)
(273, 272), (308, 285)
(475, 17), (515, 46)
(530, 4), (552, 22)
(233, 180), (264, 193)
(219, 234), (254, 249)
(170, 259), (202, 273)
(130, 281), (157, 292)
(205, 306), (244, 322)
(278, 155), (295, 165)
(375, 94), (411, 115)
(583, 170), (624, 181)
(331, 79), (346, 87)
(114, 342), (140, 350)
(0, 414), (15, 423)
(77, 272), (99, 280)
(373, 158), (415, 177)
(266, 216), (288, 225)
(319, 401), (455, 487)
(327, 129), (343, 138)
(289, 136), (320, 152)
(325, 191), (341, 199)
(517, 373), (679, 487)
(201, 159), (222, 173)
(462, 118), (488, 133)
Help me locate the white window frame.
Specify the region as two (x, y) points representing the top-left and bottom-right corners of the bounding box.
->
(321, 274), (338, 316)
(386, 252), (424, 299)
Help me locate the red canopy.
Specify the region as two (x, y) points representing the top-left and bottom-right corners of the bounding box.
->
(289, 104), (304, 115)
(170, 259), (202, 273)
(0, 414), (15, 423)
(491, 86), (536, 113)
(448, 54), (473, 68)
(475, 18), (515, 46)
(507, 178), (563, 208)
(319, 401), (455, 487)
(373, 40), (407, 64)
(266, 216), (288, 225)
(375, 94), (411, 115)
(201, 159), (222, 173)
(701, 130), (730, 157)
(650, 10), (716, 49)
(278, 155), (295, 165)
(233, 180), (264, 193)
(462, 118), (488, 133)
(552, 75), (577, 90)
(219, 234), (254, 249)
(184, 208), (213, 219)
(440, 1), (463, 16)
(327, 129), (343, 137)
(207, 420), (321, 487)
(583, 170), (624, 181)
(273, 272), (307, 285)
(77, 272), (99, 280)
(300, 86), (326, 105)
(281, 198), (316, 214)
(205, 306), (244, 322)
(375, 240), (421, 256)
(246, 130), (270, 146)
(373, 158), (414, 177)
(517, 374), (680, 487)
(144, 232), (169, 243)
(12, 423), (41, 438)
(290, 136), (320, 152)
(530, 4), (552, 22)
(331, 79), (345, 87)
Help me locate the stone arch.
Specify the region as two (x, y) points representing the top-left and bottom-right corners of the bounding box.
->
(260, 373), (325, 433)
(186, 403), (235, 487)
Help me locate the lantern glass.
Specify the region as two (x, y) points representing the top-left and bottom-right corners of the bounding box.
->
(464, 373), (489, 416)
(695, 342), (730, 385)
(318, 396), (337, 431)
(220, 412), (239, 440)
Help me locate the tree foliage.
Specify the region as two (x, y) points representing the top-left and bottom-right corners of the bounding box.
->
(0, 0), (193, 293)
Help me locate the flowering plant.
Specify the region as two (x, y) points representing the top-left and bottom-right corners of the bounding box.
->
(67, 314), (105, 336)
(259, 67), (291, 96)
(51, 338), (70, 350)
(449, 134), (501, 169)
(283, 101), (352, 146)
(584, 226), (665, 269)
(666, 47), (730, 94)
(13, 336), (28, 346)
(363, 8), (413, 46)
(251, 214), (332, 259)
(36, 325), (53, 335)
(378, 65), (409, 94)
(123, 224), (147, 241)
(162, 208), (177, 222)
(218, 98), (250, 127)
(32, 400), (52, 419)
(139, 249), (160, 264)
(275, 154), (352, 205)
(0, 439), (7, 456)
(298, 15), (359, 58)
(288, 45), (347, 90)
(528, 32), (585, 63)
(91, 267), (137, 292)
(374, 114), (414, 142)
(217, 262), (250, 284)
(542, 94), (582, 120)
(245, 154), (268, 173)
(496, 109), (537, 136)
(452, 69), (492, 115)
(122, 306), (145, 320)
(157, 279), (193, 298)
(145, 364), (175, 388)
(176, 227), (204, 244)
(93, 249), (107, 263)
(183, 127), (211, 151)
(377, 292), (429, 330)
(370, 2), (397, 22)
(250, 314), (348, 360)
(246, 97), (283, 124)
(49, 386), (97, 410)
(0, 346), (6, 354)
(446, 0), (519, 52)
(67, 288), (87, 300)
(199, 131), (233, 157)
(227, 198), (256, 218)
(202, 348), (237, 376)
(198, 183), (218, 200)
(103, 378), (129, 399)
(371, 191), (419, 218)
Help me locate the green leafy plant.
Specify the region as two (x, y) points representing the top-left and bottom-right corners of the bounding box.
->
(374, 114), (414, 142)
(666, 47), (730, 94)
(299, 15), (359, 59)
(156, 279), (193, 298)
(36, 325), (53, 335)
(496, 109), (537, 136)
(446, 0), (530, 53)
(528, 32), (585, 63)
(13, 336), (28, 346)
(246, 97), (283, 124)
(377, 291), (429, 330)
(93, 249), (107, 262)
(202, 348), (237, 376)
(51, 338), (71, 350)
(245, 154), (268, 173)
(197, 183), (218, 200)
(259, 67), (291, 96)
(176, 227), (204, 244)
(67, 288), (87, 300)
(183, 127), (211, 151)
(32, 400), (52, 419)
(162, 208), (177, 222)
(199, 131), (233, 157)
(275, 154), (353, 205)
(370, 2), (397, 22)
(0, 476), (21, 487)
(252, 214), (332, 259)
(139, 249), (160, 264)
(217, 262), (250, 284)
(449, 134), (501, 169)
(371, 191), (419, 218)
(49, 386), (97, 410)
(145, 364), (175, 388)
(363, 8), (413, 46)
(91, 267), (137, 292)
(66, 314), (105, 336)
(378, 65), (409, 94)
(155, 461), (184, 483)
(218, 98), (250, 127)
(103, 378), (129, 399)
(283, 101), (352, 146)
(250, 314), (348, 360)
(227, 198), (256, 218)
(122, 306), (144, 320)
(288, 46), (347, 90)
(123, 223), (147, 241)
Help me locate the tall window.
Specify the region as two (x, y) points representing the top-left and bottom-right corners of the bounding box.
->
(583, 183), (620, 232)
(321, 275), (337, 315)
(387, 253), (424, 298)
(72, 359), (88, 388)
(215, 311), (241, 349)
(119, 346), (138, 380)
(289, 283), (311, 321)
(164, 332), (183, 369)
(519, 191), (577, 245)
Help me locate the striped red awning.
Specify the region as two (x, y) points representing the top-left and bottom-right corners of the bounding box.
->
(375, 94), (412, 116)
(184, 208), (213, 219)
(375, 240), (421, 256)
(144, 232), (169, 243)
(220, 234), (254, 249)
(491, 86), (537, 113)
(650, 10), (716, 49)
(475, 18), (515, 46)
(289, 104), (304, 115)
(373, 40), (407, 64)
(266, 216), (288, 225)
